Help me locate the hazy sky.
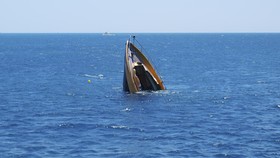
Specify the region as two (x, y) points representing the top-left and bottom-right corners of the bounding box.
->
(0, 0), (279, 33)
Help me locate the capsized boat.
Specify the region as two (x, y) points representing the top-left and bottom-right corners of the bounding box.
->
(123, 36), (165, 93)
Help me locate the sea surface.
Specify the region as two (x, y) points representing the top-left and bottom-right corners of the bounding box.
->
(0, 33), (280, 157)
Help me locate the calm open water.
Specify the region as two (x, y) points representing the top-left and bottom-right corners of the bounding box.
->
(0, 33), (280, 157)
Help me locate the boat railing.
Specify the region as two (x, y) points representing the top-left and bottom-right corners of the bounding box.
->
(130, 35), (144, 53)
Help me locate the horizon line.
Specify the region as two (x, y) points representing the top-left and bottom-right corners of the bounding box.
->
(1, 32), (280, 34)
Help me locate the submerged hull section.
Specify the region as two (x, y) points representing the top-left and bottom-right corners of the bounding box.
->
(123, 40), (165, 93)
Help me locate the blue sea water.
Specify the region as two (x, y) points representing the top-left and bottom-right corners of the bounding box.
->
(0, 33), (280, 157)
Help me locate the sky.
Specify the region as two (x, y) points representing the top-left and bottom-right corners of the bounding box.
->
(0, 0), (280, 33)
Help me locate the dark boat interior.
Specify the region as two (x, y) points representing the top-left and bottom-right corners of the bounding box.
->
(134, 63), (161, 91)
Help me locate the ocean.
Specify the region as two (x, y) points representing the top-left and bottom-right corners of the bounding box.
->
(0, 33), (280, 157)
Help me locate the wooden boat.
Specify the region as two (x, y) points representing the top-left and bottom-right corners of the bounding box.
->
(123, 36), (165, 93)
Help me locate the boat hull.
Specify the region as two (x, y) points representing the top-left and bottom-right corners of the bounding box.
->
(123, 40), (165, 93)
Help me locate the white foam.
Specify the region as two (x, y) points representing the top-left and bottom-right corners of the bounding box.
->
(111, 125), (128, 129)
(84, 74), (104, 79)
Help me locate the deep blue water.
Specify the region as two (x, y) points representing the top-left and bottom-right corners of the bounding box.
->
(0, 33), (280, 157)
